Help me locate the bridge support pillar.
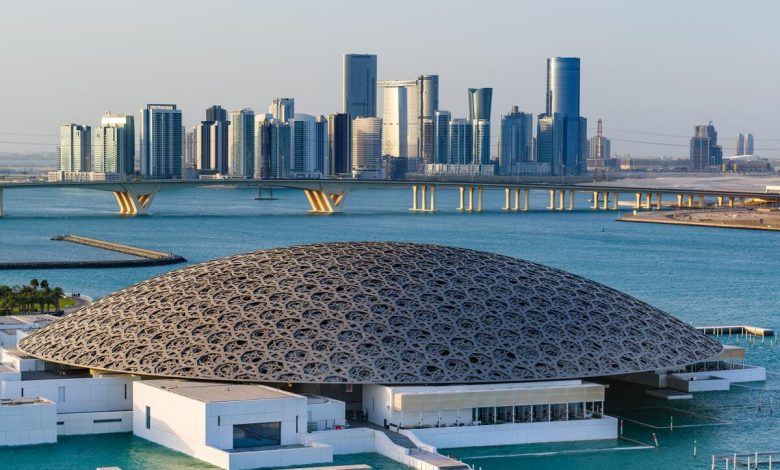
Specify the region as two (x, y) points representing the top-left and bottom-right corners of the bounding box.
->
(477, 187), (483, 211)
(113, 184), (159, 215)
(739, 196), (746, 206)
(0, 188), (3, 217)
(717, 196), (724, 207)
(697, 194), (704, 208)
(458, 186), (477, 212)
(612, 192), (619, 210)
(601, 192), (609, 210)
(513, 188), (520, 211)
(687, 195), (694, 208)
(503, 188), (511, 210)
(656, 193), (662, 209)
(548, 190), (555, 210)
(676, 194), (683, 207)
(410, 185), (436, 212)
(592, 191), (599, 210)
(557, 190), (565, 211)
(634, 192), (641, 209)
(568, 190), (574, 210)
(728, 196), (735, 207)
(644, 193), (651, 209)
(523, 189), (529, 211)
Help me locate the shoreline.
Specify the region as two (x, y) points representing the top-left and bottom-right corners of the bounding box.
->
(618, 209), (780, 231)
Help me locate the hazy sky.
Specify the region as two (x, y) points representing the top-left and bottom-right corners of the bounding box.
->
(2, 0), (780, 157)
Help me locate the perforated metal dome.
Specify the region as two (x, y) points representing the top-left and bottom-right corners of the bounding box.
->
(18, 242), (722, 384)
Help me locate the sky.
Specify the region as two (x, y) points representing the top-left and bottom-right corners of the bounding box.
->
(2, 0), (780, 157)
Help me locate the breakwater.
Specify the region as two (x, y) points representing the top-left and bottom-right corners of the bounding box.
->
(0, 235), (186, 270)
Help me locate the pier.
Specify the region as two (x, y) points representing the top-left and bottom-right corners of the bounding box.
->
(697, 325), (775, 337)
(0, 235), (186, 270)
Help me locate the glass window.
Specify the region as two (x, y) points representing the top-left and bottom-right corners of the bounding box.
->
(145, 406), (150, 429)
(233, 421), (281, 448)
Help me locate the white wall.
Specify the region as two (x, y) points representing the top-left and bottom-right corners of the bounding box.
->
(404, 417), (618, 449)
(302, 428), (375, 454)
(14, 376), (133, 413)
(307, 396), (346, 430)
(0, 400), (57, 446)
(363, 384), (393, 428)
(57, 410), (133, 435)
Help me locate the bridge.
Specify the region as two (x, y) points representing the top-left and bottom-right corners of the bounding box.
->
(0, 178), (777, 216)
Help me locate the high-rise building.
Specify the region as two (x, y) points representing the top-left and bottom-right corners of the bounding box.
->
(536, 113), (566, 175)
(288, 114), (324, 177)
(418, 75), (439, 165)
(352, 117), (383, 179)
(93, 113), (134, 176)
(228, 108), (255, 178)
(269, 98), (295, 123)
(546, 57), (585, 175)
(206, 105), (227, 123)
(343, 54), (377, 118)
(381, 85), (408, 157)
(588, 119), (611, 173)
(58, 124), (91, 172)
(140, 104), (182, 179)
(327, 113), (351, 176)
(194, 119), (229, 174)
(256, 117), (290, 179)
(314, 116), (328, 176)
(433, 111), (451, 164)
(449, 119), (473, 165)
(467, 88), (493, 122)
(690, 123), (722, 170)
(736, 132), (754, 155)
(498, 106), (533, 175)
(473, 119), (491, 165)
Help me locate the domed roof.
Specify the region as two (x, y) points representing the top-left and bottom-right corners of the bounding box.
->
(18, 242), (721, 384)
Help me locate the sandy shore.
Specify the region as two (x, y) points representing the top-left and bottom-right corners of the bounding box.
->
(619, 207), (780, 231)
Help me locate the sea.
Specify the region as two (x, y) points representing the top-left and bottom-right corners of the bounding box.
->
(0, 185), (778, 469)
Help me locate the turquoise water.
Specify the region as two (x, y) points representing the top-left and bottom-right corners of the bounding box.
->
(0, 186), (778, 469)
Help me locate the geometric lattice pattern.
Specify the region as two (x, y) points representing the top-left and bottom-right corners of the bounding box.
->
(18, 242), (722, 384)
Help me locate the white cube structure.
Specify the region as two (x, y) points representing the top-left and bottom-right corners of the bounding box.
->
(132, 380), (332, 469)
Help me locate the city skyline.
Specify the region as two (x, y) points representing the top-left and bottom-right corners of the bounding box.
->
(2, 1), (779, 157)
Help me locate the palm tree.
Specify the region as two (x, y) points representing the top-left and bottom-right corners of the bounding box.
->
(52, 287), (64, 314)
(40, 280), (51, 313)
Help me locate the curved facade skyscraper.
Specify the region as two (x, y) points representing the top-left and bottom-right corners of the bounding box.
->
(467, 88), (492, 122)
(343, 54), (377, 118)
(545, 57), (584, 175)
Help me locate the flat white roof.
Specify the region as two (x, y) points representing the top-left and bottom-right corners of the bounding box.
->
(382, 380), (602, 396)
(142, 379), (301, 403)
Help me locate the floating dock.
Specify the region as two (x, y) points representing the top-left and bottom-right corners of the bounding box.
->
(697, 325), (775, 337)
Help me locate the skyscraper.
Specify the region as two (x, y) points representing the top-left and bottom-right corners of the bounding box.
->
(433, 110), (451, 164)
(140, 104), (182, 179)
(473, 119), (491, 165)
(419, 75), (439, 164)
(588, 119), (611, 173)
(449, 119), (473, 165)
(499, 106), (533, 175)
(536, 113), (565, 175)
(289, 114), (320, 177)
(228, 108), (255, 178)
(327, 113), (351, 176)
(467, 88), (493, 122)
(343, 54), (377, 118)
(736, 133), (754, 155)
(59, 124), (91, 172)
(352, 117), (382, 179)
(269, 98), (295, 122)
(93, 113), (134, 176)
(546, 57), (585, 175)
(690, 123), (722, 170)
(255, 117), (291, 179)
(381, 84), (408, 157)
(314, 116), (328, 176)
(206, 105), (227, 123)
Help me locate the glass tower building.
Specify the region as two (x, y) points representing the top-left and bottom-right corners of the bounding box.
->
(140, 104), (182, 179)
(433, 111), (451, 164)
(327, 113), (352, 176)
(546, 57), (584, 175)
(343, 54), (377, 118)
(228, 109), (255, 178)
(499, 107), (533, 175)
(468, 88), (493, 122)
(59, 124), (91, 172)
(449, 118), (473, 165)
